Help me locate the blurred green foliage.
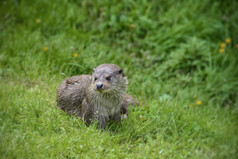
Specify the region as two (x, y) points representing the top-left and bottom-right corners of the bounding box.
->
(1, 0), (237, 107)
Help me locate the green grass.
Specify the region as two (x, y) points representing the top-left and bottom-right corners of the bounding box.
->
(1, 0), (238, 158)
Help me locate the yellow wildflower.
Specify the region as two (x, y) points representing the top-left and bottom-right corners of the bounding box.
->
(219, 48), (225, 53)
(225, 38), (231, 43)
(196, 100), (202, 105)
(220, 43), (226, 48)
(73, 53), (78, 57)
(236, 44), (238, 48)
(130, 24), (136, 29)
(42, 47), (48, 52)
(36, 19), (41, 23)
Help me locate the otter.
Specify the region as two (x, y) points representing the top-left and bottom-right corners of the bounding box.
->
(56, 64), (139, 129)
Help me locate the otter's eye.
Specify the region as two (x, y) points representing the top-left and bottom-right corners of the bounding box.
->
(94, 77), (97, 81)
(106, 76), (111, 81)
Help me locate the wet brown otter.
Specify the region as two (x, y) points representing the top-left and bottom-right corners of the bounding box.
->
(56, 64), (139, 128)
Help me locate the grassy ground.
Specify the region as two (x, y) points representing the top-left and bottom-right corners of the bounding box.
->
(1, 0), (238, 158)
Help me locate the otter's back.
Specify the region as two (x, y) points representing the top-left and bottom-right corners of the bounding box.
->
(57, 75), (91, 117)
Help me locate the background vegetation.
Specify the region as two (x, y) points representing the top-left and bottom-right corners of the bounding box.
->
(0, 0), (238, 158)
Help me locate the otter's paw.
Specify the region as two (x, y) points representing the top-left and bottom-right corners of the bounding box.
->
(121, 114), (128, 120)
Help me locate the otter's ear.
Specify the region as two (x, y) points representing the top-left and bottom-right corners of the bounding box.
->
(118, 69), (125, 77)
(93, 68), (96, 72)
(118, 69), (123, 74)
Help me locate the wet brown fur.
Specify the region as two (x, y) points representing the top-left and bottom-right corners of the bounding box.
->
(56, 64), (139, 128)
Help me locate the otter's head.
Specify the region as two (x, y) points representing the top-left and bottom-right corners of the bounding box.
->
(91, 64), (128, 94)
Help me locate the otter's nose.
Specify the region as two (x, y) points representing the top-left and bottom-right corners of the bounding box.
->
(96, 84), (103, 89)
